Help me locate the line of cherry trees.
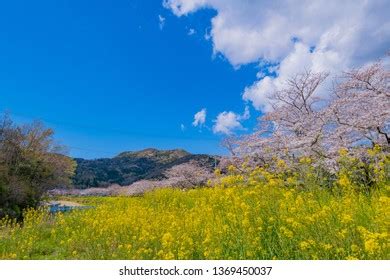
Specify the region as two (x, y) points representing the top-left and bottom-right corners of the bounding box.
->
(223, 58), (389, 172)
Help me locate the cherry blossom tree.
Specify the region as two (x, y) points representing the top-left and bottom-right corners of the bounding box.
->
(226, 59), (389, 170)
(164, 161), (214, 188)
(329, 62), (390, 151)
(230, 71), (330, 164)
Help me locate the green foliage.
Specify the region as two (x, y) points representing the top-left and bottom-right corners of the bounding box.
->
(0, 114), (76, 219)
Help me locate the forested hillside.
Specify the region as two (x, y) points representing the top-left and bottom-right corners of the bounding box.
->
(73, 148), (218, 188)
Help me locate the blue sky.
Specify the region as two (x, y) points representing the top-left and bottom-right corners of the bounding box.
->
(1, 1), (387, 159)
(0, 0), (258, 158)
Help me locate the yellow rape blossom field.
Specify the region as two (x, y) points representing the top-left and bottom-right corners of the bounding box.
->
(0, 167), (389, 260)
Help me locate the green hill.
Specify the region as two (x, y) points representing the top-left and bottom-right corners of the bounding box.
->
(72, 148), (218, 189)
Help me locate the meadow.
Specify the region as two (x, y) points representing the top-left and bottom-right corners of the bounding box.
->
(0, 161), (389, 260)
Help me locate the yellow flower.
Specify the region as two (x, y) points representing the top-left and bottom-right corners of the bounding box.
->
(299, 157), (312, 164)
(280, 226), (294, 238)
(322, 244), (333, 251)
(337, 229), (348, 239)
(364, 239), (380, 254)
(277, 159), (287, 168)
(164, 252), (175, 260)
(227, 165), (236, 173)
(338, 174), (351, 188)
(300, 241), (311, 250)
(162, 232), (174, 247)
(1, 169), (389, 260)
(339, 148), (348, 157)
(341, 214), (353, 224)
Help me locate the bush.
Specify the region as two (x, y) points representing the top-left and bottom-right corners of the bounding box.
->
(0, 114), (76, 219)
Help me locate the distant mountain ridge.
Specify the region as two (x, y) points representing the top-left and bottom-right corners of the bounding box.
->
(72, 148), (218, 189)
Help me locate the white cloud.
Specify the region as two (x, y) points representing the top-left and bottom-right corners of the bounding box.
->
(163, 0), (209, 16)
(180, 124), (186, 131)
(212, 106), (250, 135)
(164, 0), (390, 111)
(241, 105), (250, 121)
(158, 15), (166, 30)
(192, 108), (207, 127)
(242, 38), (351, 111)
(187, 28), (196, 35)
(204, 28), (211, 41)
(213, 111), (242, 135)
